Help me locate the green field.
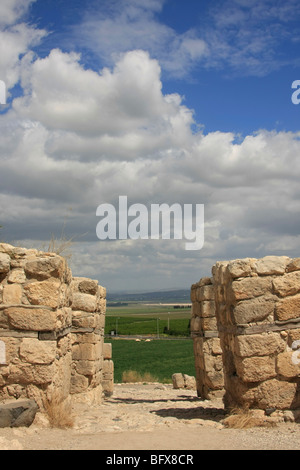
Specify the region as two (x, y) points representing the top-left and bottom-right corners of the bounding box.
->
(106, 302), (191, 337)
(107, 338), (195, 383)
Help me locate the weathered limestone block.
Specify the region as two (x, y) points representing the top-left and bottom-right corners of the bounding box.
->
(24, 280), (61, 308)
(9, 362), (56, 385)
(275, 295), (300, 321)
(226, 258), (255, 279)
(71, 292), (96, 313)
(234, 333), (285, 358)
(19, 339), (56, 365)
(2, 284), (22, 304)
(254, 379), (300, 410)
(172, 373), (185, 389)
(287, 258), (300, 272)
(191, 302), (201, 317)
(6, 307), (57, 331)
(72, 311), (98, 329)
(72, 343), (101, 361)
(0, 337), (21, 365)
(254, 256), (290, 275)
(7, 268), (26, 284)
(0, 399), (38, 428)
(233, 296), (276, 324)
(201, 300), (215, 317)
(229, 276), (273, 301)
(75, 360), (99, 376)
(103, 343), (112, 360)
(70, 372), (89, 394)
(200, 316), (217, 331)
(234, 355), (277, 383)
(276, 352), (300, 379)
(196, 284), (214, 302)
(183, 374), (196, 390)
(0, 253), (10, 274)
(77, 279), (99, 295)
(272, 271), (300, 297)
(24, 256), (66, 281)
(190, 316), (201, 334)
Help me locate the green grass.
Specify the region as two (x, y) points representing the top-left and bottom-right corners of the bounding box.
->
(107, 339), (195, 383)
(106, 302), (192, 337)
(105, 316), (190, 336)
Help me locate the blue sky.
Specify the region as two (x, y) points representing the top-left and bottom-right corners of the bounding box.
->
(1, 0), (300, 292)
(27, 0), (300, 135)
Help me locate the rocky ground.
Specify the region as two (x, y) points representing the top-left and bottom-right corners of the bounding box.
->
(1, 383), (300, 450)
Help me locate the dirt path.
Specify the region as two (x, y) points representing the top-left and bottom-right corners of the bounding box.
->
(1, 383), (300, 450)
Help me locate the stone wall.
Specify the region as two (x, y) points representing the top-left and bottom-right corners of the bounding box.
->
(190, 277), (224, 399)
(0, 243), (113, 412)
(192, 256), (300, 412)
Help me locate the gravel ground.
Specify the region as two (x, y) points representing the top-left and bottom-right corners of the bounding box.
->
(0, 383), (300, 450)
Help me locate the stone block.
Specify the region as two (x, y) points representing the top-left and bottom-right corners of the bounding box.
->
(7, 269), (26, 284)
(190, 316), (201, 333)
(103, 359), (113, 375)
(78, 279), (98, 295)
(183, 374), (196, 390)
(275, 295), (300, 321)
(70, 373), (89, 394)
(103, 343), (112, 360)
(71, 293), (96, 313)
(6, 307), (57, 331)
(234, 333), (285, 358)
(254, 379), (300, 410)
(191, 302), (201, 317)
(19, 338), (56, 365)
(75, 360), (98, 376)
(229, 276), (273, 301)
(0, 399), (38, 428)
(24, 280), (61, 308)
(235, 355), (277, 382)
(254, 256), (290, 275)
(232, 296), (276, 324)
(276, 352), (300, 379)
(200, 316), (217, 331)
(227, 258), (254, 279)
(2, 284), (22, 304)
(0, 253), (10, 274)
(24, 256), (65, 280)
(72, 343), (100, 361)
(272, 271), (300, 297)
(196, 285), (214, 302)
(172, 373), (185, 389)
(9, 363), (55, 385)
(201, 300), (215, 317)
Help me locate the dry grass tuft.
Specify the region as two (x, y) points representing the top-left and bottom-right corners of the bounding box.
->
(223, 407), (275, 429)
(44, 393), (75, 429)
(122, 370), (158, 383)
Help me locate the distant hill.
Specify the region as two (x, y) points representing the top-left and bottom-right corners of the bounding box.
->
(107, 289), (191, 303)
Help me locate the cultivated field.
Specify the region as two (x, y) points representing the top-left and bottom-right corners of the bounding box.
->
(105, 302), (192, 337)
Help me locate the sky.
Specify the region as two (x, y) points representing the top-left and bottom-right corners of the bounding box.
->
(1, 0), (300, 294)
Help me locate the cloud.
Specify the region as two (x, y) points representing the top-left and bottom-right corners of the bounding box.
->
(73, 0), (208, 79)
(1, 8), (300, 290)
(73, 0), (300, 79)
(0, 0), (46, 93)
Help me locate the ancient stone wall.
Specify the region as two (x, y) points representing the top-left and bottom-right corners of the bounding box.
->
(192, 256), (300, 413)
(190, 277), (224, 399)
(0, 243), (113, 413)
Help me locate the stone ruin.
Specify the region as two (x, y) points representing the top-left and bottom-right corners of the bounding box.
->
(0, 243), (113, 424)
(191, 256), (300, 417)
